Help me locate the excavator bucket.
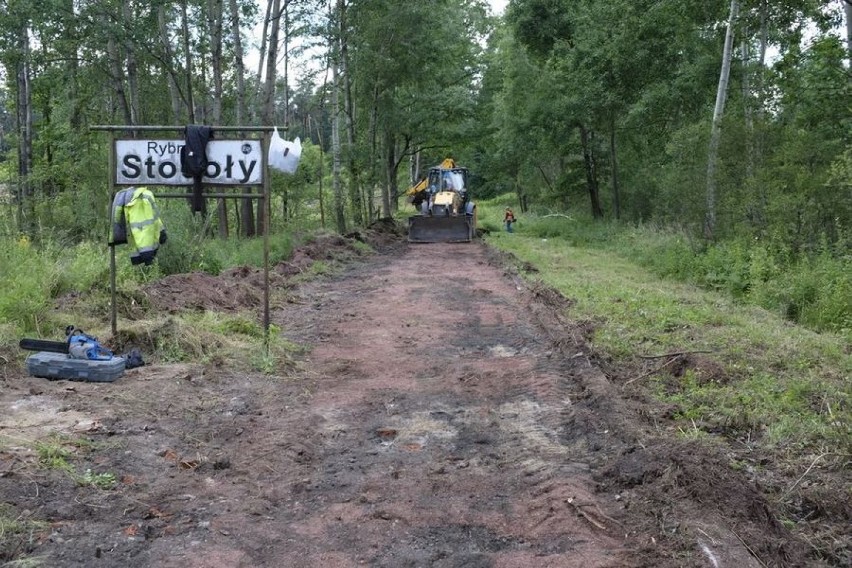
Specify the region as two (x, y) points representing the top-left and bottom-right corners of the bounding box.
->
(408, 215), (474, 243)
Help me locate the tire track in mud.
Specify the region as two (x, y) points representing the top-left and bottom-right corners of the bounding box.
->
(262, 243), (633, 567)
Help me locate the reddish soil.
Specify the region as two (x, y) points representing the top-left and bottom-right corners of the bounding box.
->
(0, 227), (825, 567)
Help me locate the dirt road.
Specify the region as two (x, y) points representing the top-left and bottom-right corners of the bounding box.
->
(0, 238), (811, 567)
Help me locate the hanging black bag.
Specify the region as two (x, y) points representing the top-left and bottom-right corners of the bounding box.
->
(180, 125), (214, 213)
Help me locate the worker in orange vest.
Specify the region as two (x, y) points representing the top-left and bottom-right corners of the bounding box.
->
(504, 207), (516, 233)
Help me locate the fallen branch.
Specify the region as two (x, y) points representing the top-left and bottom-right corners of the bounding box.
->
(566, 497), (617, 531)
(0, 355), (7, 364)
(581, 501), (623, 529)
(623, 356), (680, 387)
(639, 350), (713, 360)
(781, 453), (825, 500)
(536, 164), (555, 193)
(571, 503), (606, 530)
(731, 527), (769, 568)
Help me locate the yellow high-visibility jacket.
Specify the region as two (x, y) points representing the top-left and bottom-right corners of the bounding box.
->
(112, 187), (166, 265)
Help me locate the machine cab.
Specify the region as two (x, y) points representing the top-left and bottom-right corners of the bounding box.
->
(429, 167), (468, 197)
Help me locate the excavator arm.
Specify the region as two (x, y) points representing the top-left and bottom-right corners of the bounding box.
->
(405, 158), (458, 198)
(405, 177), (429, 198)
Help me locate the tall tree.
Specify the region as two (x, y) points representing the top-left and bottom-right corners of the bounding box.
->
(207, 0), (229, 238)
(346, 0), (487, 217)
(253, 0), (271, 121)
(258, 0), (287, 235)
(845, 0), (852, 61)
(338, 0), (363, 226)
(262, 0), (282, 126)
(158, 4), (184, 123)
(331, 0), (345, 232)
(64, 0), (82, 132)
(123, 0), (141, 126)
(227, 0), (255, 237)
(705, 0), (739, 240)
(106, 32), (133, 125)
(180, 0), (196, 122)
(14, 11), (33, 233)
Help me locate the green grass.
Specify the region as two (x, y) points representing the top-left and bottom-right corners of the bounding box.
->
(487, 232), (851, 454)
(35, 438), (74, 472)
(77, 469), (117, 490)
(22, 436), (116, 493)
(0, 224), (296, 348)
(0, 504), (48, 565)
(0, 217), (323, 376)
(476, 197), (851, 337)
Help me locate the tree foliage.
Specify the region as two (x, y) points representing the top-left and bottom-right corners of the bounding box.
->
(491, 0), (849, 252)
(0, 0), (847, 268)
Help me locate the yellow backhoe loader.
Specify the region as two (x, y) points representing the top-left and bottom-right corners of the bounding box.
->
(405, 158), (476, 243)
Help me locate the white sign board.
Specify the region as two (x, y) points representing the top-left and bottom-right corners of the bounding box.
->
(115, 139), (262, 186)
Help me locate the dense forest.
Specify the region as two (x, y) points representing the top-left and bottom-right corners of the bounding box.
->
(0, 0), (850, 330)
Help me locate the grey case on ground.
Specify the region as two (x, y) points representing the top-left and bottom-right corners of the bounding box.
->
(26, 352), (126, 382)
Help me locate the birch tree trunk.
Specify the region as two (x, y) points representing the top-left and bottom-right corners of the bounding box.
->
(253, 0), (272, 122)
(757, 0), (768, 119)
(283, 4), (290, 127)
(704, 0), (739, 240)
(66, 0), (81, 131)
(208, 0), (223, 123)
(315, 60), (331, 228)
(228, 0), (246, 125)
(752, 0), (770, 226)
(198, 42), (209, 123)
(309, 113), (326, 228)
(38, 41), (55, 190)
(845, 0), (852, 63)
(180, 0), (196, 123)
(339, 0), (363, 226)
(382, 130), (395, 219)
(410, 150), (421, 187)
(368, 83), (380, 222)
(280, 0), (292, 221)
(262, 0), (280, 126)
(123, 0), (140, 128)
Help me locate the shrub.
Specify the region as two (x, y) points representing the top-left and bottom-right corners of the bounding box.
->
(0, 236), (56, 334)
(492, 200), (851, 337)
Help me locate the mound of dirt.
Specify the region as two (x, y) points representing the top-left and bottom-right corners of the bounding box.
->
(144, 272), (264, 313)
(600, 441), (812, 567)
(145, 225), (407, 313)
(345, 217), (408, 251)
(274, 233), (364, 277)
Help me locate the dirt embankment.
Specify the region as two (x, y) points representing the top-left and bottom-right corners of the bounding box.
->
(0, 225), (827, 567)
